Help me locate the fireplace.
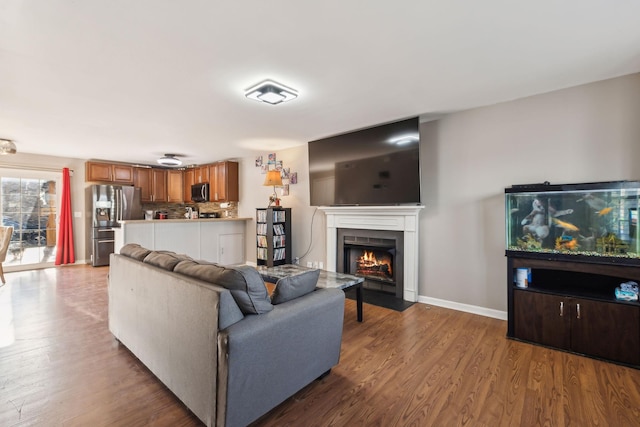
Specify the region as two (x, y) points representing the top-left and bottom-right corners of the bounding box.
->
(338, 228), (404, 298)
(320, 205), (423, 302)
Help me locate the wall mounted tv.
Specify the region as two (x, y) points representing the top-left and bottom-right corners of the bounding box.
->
(308, 117), (421, 206)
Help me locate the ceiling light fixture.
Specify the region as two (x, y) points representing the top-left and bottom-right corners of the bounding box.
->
(157, 154), (182, 167)
(245, 80), (298, 105)
(0, 139), (17, 155)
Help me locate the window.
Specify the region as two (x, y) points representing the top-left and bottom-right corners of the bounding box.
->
(1, 170), (60, 269)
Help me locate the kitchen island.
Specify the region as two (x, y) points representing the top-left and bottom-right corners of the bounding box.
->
(114, 217), (250, 265)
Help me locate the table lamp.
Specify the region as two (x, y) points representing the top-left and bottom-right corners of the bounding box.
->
(263, 170), (283, 207)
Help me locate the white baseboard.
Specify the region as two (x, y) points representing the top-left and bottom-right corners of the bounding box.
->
(418, 296), (507, 321)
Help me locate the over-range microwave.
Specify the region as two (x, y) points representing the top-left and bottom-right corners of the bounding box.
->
(191, 183), (209, 202)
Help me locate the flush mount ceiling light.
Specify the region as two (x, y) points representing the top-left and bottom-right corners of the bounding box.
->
(157, 154), (182, 166)
(0, 138), (17, 155)
(245, 80), (298, 105)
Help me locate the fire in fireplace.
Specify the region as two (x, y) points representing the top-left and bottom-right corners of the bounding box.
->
(355, 249), (393, 282)
(337, 228), (404, 298)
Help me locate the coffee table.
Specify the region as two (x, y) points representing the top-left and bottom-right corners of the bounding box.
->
(257, 264), (365, 322)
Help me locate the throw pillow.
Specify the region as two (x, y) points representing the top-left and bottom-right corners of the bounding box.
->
(120, 243), (152, 261)
(271, 269), (320, 304)
(174, 260), (273, 314)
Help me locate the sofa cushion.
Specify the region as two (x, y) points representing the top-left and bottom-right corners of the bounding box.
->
(174, 260), (273, 314)
(119, 243), (152, 261)
(271, 269), (320, 304)
(143, 251), (193, 271)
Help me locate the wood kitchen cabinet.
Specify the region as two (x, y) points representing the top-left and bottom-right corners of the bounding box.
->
(194, 166), (209, 184)
(508, 257), (640, 367)
(151, 168), (167, 203)
(167, 170), (184, 203)
(209, 161), (239, 202)
(86, 161), (134, 184)
(183, 168), (195, 202)
(133, 167), (153, 202)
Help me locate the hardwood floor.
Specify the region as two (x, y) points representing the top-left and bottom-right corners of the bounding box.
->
(1, 266), (639, 426)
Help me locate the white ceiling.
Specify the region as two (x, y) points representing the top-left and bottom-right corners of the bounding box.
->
(2, 1), (640, 166)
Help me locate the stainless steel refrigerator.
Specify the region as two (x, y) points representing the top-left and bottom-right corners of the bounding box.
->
(91, 185), (143, 266)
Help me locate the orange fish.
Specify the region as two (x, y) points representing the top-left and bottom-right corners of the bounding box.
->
(552, 218), (579, 231)
(597, 207), (613, 216)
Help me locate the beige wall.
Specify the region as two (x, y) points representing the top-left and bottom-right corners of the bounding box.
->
(242, 72), (640, 314)
(0, 152), (89, 265)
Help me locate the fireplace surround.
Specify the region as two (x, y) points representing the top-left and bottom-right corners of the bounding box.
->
(320, 205), (424, 302)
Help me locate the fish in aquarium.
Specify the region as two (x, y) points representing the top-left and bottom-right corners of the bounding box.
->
(552, 218), (580, 232)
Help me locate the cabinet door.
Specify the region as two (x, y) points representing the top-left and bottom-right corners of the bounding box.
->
(86, 162), (112, 182)
(513, 290), (570, 350)
(571, 299), (640, 365)
(195, 166), (209, 184)
(219, 233), (244, 265)
(183, 169), (195, 202)
(134, 167), (153, 202)
(112, 164), (134, 184)
(167, 170), (184, 202)
(151, 169), (167, 203)
(210, 161), (239, 202)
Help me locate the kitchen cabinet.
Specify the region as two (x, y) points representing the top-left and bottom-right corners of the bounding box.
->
(86, 161), (134, 184)
(133, 167), (153, 202)
(209, 161), (239, 202)
(183, 168), (195, 202)
(167, 170), (184, 202)
(508, 256), (640, 367)
(194, 166), (209, 184)
(151, 168), (167, 203)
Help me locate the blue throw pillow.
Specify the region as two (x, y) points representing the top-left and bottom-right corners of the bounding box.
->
(271, 269), (320, 304)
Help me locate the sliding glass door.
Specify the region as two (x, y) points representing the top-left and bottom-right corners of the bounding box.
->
(1, 169), (60, 270)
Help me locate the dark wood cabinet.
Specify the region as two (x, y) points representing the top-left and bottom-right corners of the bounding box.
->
(256, 208), (291, 267)
(508, 256), (640, 367)
(86, 161), (133, 184)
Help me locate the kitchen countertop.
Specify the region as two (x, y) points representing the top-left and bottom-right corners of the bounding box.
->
(119, 217), (251, 224)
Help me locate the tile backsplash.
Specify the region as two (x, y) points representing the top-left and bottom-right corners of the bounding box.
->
(141, 201), (238, 219)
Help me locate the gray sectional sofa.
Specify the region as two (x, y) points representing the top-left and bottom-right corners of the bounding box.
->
(108, 244), (345, 427)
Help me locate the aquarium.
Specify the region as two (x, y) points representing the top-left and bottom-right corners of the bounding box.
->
(505, 181), (640, 264)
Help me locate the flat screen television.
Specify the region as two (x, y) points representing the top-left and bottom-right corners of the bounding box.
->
(308, 117), (421, 206)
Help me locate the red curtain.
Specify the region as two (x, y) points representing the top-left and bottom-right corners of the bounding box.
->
(55, 167), (75, 265)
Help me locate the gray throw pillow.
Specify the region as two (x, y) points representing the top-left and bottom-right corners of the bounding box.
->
(143, 251), (192, 271)
(271, 269), (320, 304)
(174, 260), (273, 314)
(120, 243), (152, 261)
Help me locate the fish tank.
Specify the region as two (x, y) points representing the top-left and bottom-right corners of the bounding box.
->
(505, 181), (640, 265)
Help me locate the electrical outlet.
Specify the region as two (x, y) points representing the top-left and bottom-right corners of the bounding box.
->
(293, 257), (300, 265)
(312, 261), (318, 268)
(306, 261), (313, 268)
(319, 261), (324, 269)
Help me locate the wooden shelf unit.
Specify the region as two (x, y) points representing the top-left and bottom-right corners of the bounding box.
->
(256, 208), (291, 267)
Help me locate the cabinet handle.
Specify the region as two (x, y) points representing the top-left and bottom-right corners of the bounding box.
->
(576, 303), (581, 319)
(559, 301), (564, 317)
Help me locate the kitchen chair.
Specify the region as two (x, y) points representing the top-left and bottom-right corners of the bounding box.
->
(0, 226), (14, 284)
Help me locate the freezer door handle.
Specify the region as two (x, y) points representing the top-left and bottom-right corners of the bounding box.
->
(97, 239), (115, 244)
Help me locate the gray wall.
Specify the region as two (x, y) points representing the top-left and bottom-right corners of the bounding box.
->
(242, 72), (640, 314)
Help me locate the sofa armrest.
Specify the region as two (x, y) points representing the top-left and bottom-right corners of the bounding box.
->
(217, 288), (345, 427)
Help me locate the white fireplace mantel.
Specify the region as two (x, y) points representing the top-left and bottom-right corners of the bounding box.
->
(319, 205), (424, 302)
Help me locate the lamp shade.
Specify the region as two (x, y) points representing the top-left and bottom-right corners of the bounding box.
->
(263, 170), (283, 187)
